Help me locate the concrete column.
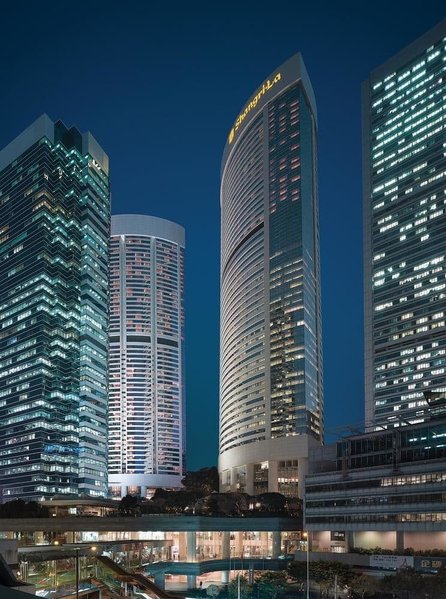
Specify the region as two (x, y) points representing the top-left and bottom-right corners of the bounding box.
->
(121, 485), (128, 497)
(187, 575), (197, 589)
(297, 457), (308, 500)
(222, 531), (230, 583)
(222, 531), (230, 558)
(396, 531), (404, 553)
(268, 460), (279, 493)
(154, 572), (165, 590)
(187, 531), (197, 562)
(346, 532), (354, 553)
(246, 463), (255, 495)
(230, 468), (237, 492)
(179, 532), (187, 560)
(260, 532), (269, 557)
(272, 531), (281, 558)
(140, 486), (147, 499)
(20, 561), (29, 582)
(235, 532), (243, 558)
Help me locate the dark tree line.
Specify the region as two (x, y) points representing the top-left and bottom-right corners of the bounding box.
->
(118, 466), (302, 517)
(0, 499), (49, 518)
(287, 560), (446, 598)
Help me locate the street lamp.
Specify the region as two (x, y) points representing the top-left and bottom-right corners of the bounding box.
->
(51, 544), (97, 599)
(75, 547), (80, 599)
(74, 545), (97, 599)
(302, 531), (309, 599)
(91, 546), (98, 579)
(52, 540), (59, 591)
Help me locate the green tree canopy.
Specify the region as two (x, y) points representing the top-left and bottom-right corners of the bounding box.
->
(182, 467), (219, 495)
(118, 494), (139, 516)
(380, 568), (425, 598)
(287, 560), (307, 582)
(425, 567), (446, 598)
(206, 584), (220, 597)
(228, 575), (252, 599)
(310, 561), (355, 592)
(0, 499), (49, 518)
(255, 571), (287, 599)
(349, 574), (380, 598)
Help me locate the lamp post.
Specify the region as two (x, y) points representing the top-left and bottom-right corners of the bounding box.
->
(75, 545), (97, 598)
(19, 560), (29, 584)
(91, 545), (98, 579)
(51, 544), (97, 599)
(52, 540), (59, 591)
(75, 547), (80, 599)
(303, 531), (310, 599)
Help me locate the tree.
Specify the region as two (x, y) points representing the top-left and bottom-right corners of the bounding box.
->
(425, 567), (446, 598)
(194, 492), (250, 516)
(165, 490), (201, 513)
(255, 571), (287, 599)
(151, 488), (170, 501)
(0, 499), (49, 518)
(254, 493), (287, 514)
(287, 560), (307, 583)
(328, 561), (355, 588)
(380, 568), (424, 598)
(285, 497), (303, 518)
(119, 494), (139, 516)
(348, 574), (379, 598)
(310, 561), (355, 596)
(228, 575), (252, 599)
(206, 584), (220, 597)
(182, 467), (219, 495)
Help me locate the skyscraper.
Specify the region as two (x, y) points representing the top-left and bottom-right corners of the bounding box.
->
(108, 215), (185, 498)
(0, 115), (110, 500)
(363, 20), (446, 430)
(219, 54), (323, 498)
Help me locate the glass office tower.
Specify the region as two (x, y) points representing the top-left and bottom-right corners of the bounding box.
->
(219, 54), (323, 498)
(364, 21), (446, 429)
(108, 215), (185, 498)
(0, 115), (110, 500)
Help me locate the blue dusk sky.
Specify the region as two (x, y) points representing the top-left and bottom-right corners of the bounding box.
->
(1, 1), (444, 469)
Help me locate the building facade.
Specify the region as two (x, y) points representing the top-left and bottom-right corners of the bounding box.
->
(1, 515), (299, 591)
(363, 20), (446, 429)
(0, 115), (110, 500)
(219, 54), (323, 498)
(304, 416), (446, 554)
(108, 215), (185, 498)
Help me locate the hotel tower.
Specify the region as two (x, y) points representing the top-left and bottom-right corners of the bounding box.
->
(219, 54), (323, 498)
(108, 215), (185, 498)
(363, 20), (446, 429)
(0, 115), (110, 500)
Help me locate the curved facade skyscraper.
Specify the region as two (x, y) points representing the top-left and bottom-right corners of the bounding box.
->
(219, 54), (323, 498)
(108, 215), (185, 498)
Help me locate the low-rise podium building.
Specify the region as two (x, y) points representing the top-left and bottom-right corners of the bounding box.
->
(305, 417), (446, 553)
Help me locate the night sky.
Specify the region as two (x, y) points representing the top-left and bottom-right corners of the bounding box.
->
(1, 1), (444, 469)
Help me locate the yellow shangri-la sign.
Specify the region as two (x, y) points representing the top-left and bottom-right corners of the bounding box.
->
(228, 72), (282, 144)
